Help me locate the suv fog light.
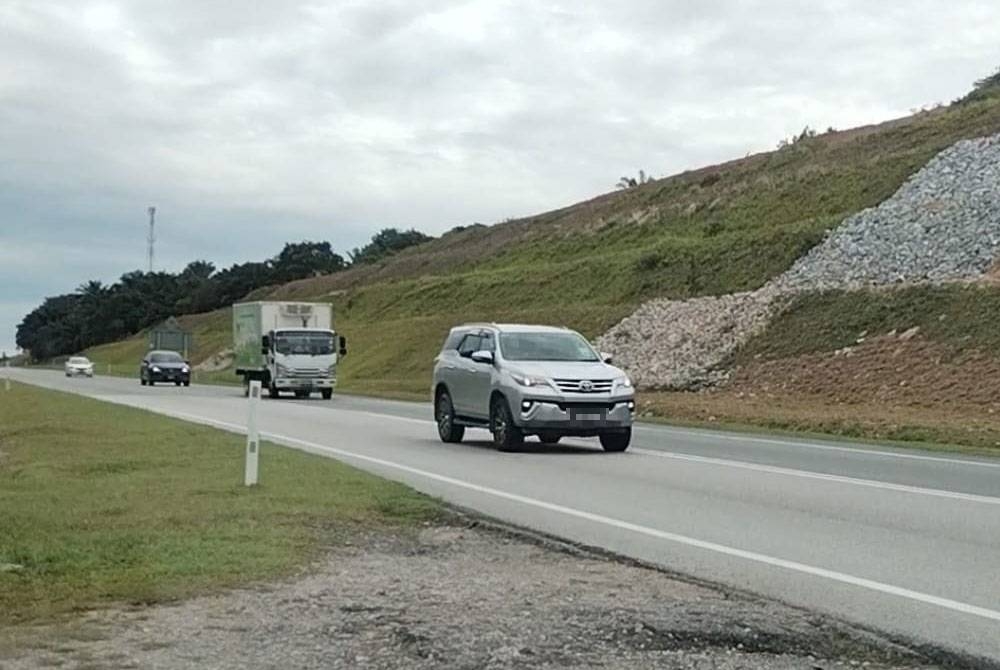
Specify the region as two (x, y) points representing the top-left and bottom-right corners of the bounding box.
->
(521, 400), (533, 412)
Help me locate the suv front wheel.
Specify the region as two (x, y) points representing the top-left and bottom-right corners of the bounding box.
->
(490, 395), (524, 452)
(599, 428), (631, 453)
(436, 390), (465, 443)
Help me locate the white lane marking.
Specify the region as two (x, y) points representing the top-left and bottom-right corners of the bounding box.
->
(281, 406), (1000, 505)
(18, 369), (1000, 469)
(636, 424), (1000, 469)
(120, 407), (1000, 624)
(12, 371), (999, 504)
(631, 448), (1000, 506)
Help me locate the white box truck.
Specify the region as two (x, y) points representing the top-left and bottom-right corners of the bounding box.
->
(232, 301), (346, 399)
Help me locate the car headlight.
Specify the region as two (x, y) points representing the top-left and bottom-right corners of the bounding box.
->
(151, 366), (161, 372)
(510, 372), (551, 388)
(614, 376), (633, 390)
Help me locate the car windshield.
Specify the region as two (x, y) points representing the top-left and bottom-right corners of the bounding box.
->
(274, 331), (334, 356)
(499, 332), (600, 362)
(68, 357), (90, 364)
(150, 352), (183, 363)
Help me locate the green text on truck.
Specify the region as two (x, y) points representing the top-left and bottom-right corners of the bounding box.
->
(232, 301), (346, 399)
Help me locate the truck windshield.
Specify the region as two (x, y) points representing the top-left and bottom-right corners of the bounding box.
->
(499, 332), (600, 362)
(274, 331), (334, 356)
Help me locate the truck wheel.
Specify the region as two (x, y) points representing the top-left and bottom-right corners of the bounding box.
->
(538, 432), (561, 445)
(242, 379), (250, 397)
(321, 389), (333, 400)
(490, 395), (523, 452)
(599, 428), (631, 453)
(435, 391), (464, 443)
(267, 383), (279, 398)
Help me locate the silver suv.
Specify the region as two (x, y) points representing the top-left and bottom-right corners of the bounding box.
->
(432, 324), (635, 452)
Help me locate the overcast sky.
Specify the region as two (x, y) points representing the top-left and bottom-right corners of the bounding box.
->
(2, 1), (998, 356)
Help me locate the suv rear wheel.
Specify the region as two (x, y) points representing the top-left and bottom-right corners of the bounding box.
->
(599, 428), (631, 452)
(435, 390), (464, 443)
(491, 395), (523, 452)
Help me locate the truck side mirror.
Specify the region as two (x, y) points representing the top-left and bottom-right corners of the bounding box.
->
(261, 335), (270, 355)
(338, 335), (347, 357)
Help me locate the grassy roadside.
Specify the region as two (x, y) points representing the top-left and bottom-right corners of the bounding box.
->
(0, 383), (440, 626)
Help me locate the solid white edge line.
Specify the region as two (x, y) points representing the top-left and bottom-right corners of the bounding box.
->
(153, 407), (1000, 624)
(631, 448), (1000, 506)
(634, 424), (1000, 469)
(320, 407), (1000, 506)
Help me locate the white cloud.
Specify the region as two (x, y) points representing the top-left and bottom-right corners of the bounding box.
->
(1, 0), (998, 353)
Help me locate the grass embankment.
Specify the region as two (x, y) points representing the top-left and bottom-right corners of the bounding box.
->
(0, 383), (439, 625)
(80, 98), (1000, 399)
(644, 283), (1000, 453)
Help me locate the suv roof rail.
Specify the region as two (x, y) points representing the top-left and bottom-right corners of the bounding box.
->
(456, 322), (498, 329)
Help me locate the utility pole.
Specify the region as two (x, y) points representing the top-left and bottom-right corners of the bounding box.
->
(147, 206), (156, 273)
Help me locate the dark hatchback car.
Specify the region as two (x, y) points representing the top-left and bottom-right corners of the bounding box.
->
(140, 350), (191, 386)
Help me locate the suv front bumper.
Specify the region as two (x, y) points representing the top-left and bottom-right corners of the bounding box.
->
(514, 395), (635, 435)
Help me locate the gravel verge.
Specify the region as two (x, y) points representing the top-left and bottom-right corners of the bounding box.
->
(600, 132), (1000, 390)
(0, 519), (970, 670)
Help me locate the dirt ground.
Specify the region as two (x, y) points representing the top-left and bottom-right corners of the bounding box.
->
(0, 520), (966, 670)
(643, 334), (1000, 452)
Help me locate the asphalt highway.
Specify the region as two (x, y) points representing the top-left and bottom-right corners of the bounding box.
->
(8, 368), (1000, 664)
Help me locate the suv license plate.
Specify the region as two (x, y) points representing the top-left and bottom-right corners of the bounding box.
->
(577, 413), (601, 421)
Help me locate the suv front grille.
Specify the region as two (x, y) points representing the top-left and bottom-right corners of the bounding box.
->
(552, 379), (613, 394)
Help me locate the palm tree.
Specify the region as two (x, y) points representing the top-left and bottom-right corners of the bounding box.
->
(616, 170), (652, 190)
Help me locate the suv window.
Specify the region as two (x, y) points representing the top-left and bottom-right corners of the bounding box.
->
(442, 330), (467, 351)
(457, 334), (482, 357)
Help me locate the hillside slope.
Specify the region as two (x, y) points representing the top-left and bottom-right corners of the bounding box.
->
(81, 95), (1000, 449)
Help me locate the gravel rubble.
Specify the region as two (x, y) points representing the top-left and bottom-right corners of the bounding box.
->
(600, 133), (1000, 389)
(0, 523), (949, 670)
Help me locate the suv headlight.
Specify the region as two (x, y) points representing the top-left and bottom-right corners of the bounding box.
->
(151, 366), (161, 372)
(181, 366), (190, 373)
(510, 372), (551, 388)
(614, 376), (633, 390)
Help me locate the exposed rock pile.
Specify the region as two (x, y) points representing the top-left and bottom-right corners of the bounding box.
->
(600, 133), (1000, 389)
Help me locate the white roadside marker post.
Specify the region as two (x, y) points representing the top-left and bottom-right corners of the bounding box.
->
(245, 380), (261, 486)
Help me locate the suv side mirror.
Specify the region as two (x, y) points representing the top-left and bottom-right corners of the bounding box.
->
(470, 350), (494, 364)
(261, 335), (270, 355)
(600, 351), (613, 364)
(338, 335), (347, 357)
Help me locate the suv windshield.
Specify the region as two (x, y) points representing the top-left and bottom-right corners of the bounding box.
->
(275, 331), (334, 356)
(68, 357), (89, 364)
(499, 332), (600, 362)
(150, 352), (183, 363)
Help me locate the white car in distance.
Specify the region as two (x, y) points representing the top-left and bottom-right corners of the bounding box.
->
(64, 356), (94, 378)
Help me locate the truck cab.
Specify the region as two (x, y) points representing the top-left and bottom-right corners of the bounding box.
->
(232, 301), (346, 400)
(262, 328), (346, 399)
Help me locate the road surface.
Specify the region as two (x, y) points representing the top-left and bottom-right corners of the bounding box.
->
(8, 368), (1000, 665)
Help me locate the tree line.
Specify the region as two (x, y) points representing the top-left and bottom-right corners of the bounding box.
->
(17, 228), (432, 361)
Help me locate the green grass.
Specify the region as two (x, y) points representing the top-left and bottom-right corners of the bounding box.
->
(0, 383), (439, 625)
(735, 283), (1000, 363)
